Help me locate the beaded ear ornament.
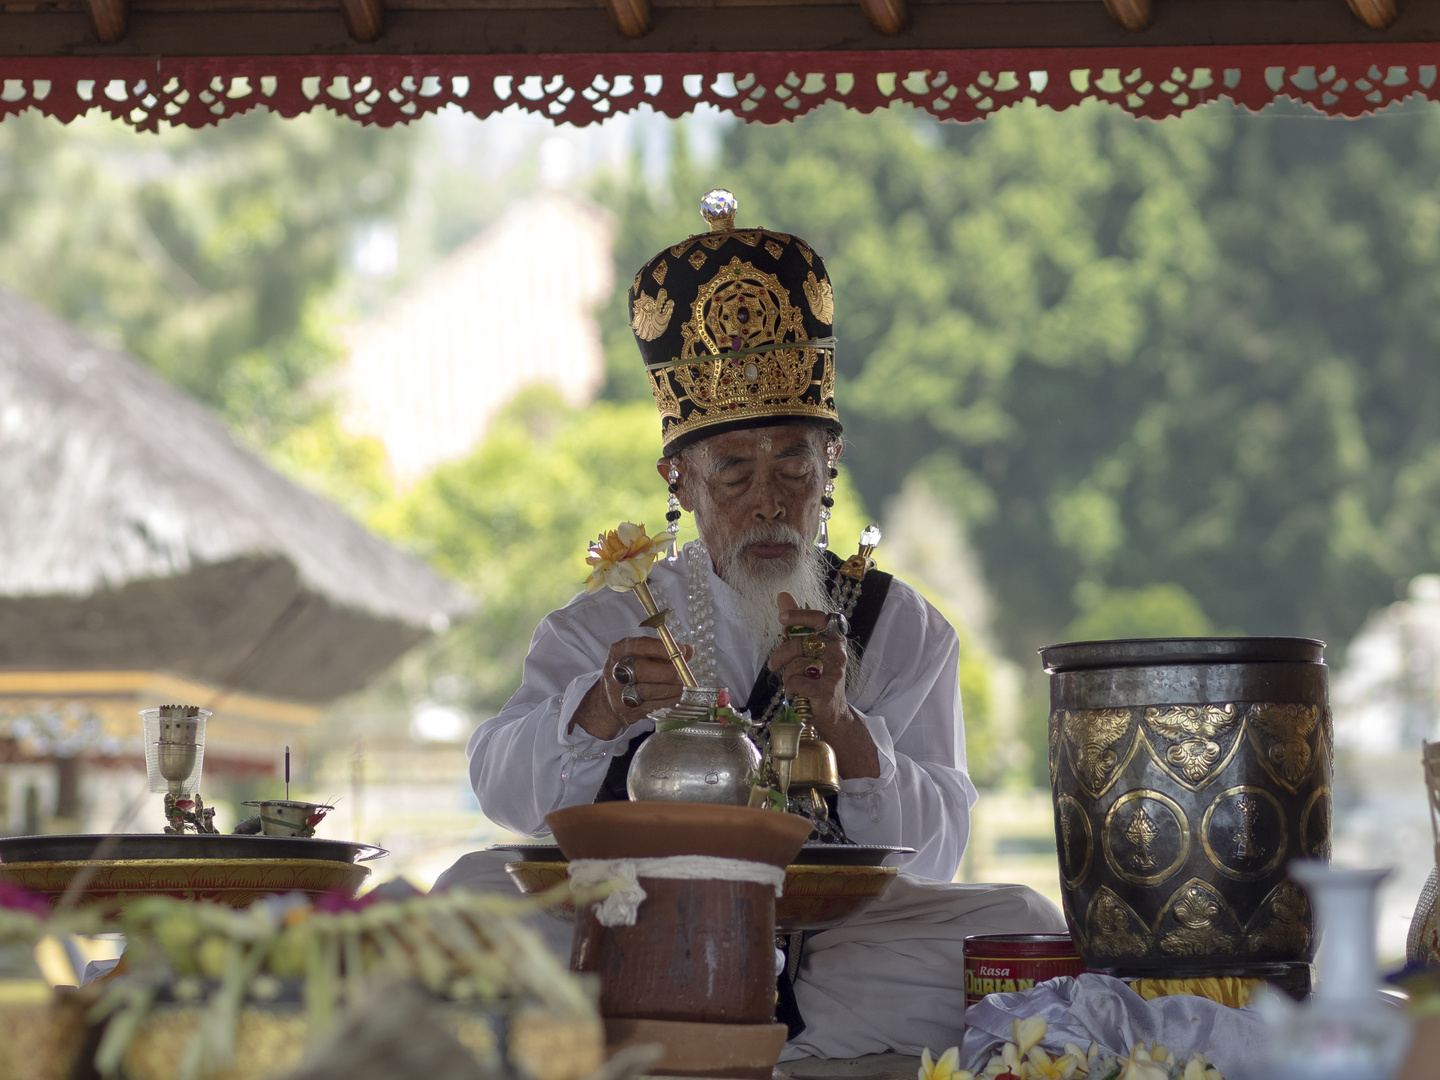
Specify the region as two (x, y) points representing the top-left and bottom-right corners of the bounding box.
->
(817, 440), (839, 552)
(665, 458), (683, 561)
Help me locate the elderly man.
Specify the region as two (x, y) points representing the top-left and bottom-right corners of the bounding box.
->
(439, 191), (1064, 1060)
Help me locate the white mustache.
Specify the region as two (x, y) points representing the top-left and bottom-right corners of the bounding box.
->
(737, 521), (806, 550)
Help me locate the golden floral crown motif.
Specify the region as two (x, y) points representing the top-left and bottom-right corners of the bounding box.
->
(628, 189), (840, 456)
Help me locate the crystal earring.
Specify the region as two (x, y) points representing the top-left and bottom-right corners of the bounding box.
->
(665, 458), (682, 562)
(817, 442), (839, 552)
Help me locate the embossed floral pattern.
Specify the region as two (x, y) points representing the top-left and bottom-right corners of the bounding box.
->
(1159, 883), (1237, 956)
(1248, 703), (1319, 791)
(1144, 704), (1241, 787)
(1059, 709), (1133, 796)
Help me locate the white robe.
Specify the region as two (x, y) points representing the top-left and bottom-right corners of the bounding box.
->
(468, 542), (975, 880)
(451, 542), (1065, 1057)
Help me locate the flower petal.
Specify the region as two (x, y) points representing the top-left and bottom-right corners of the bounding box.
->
(1014, 1016), (1048, 1057)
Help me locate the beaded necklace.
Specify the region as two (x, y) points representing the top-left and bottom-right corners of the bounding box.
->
(681, 540), (720, 688)
(676, 538), (864, 723)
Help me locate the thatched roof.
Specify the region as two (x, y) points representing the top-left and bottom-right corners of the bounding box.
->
(0, 287), (472, 704)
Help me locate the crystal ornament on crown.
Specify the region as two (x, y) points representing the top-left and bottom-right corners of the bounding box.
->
(629, 189), (841, 458)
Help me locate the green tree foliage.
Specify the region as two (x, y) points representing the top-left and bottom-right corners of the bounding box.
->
(0, 109), (414, 441)
(595, 100), (1440, 658)
(1063, 584), (1215, 642)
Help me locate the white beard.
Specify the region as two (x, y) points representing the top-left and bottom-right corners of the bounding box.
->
(707, 522), (832, 657)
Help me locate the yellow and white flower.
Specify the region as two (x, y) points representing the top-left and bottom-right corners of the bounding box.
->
(584, 522), (665, 594)
(1023, 1048), (1084, 1080)
(917, 1046), (973, 1080)
(1117, 1044), (1170, 1080)
(1182, 1053), (1223, 1080)
(1012, 1017), (1048, 1058)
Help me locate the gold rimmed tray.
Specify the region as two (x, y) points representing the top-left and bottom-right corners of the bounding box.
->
(0, 857), (371, 908)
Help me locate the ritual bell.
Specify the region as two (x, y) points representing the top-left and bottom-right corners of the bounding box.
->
(786, 698), (840, 796)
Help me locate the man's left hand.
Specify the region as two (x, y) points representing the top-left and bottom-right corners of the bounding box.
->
(766, 591), (881, 780)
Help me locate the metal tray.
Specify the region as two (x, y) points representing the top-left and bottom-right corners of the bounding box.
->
(490, 841), (914, 867)
(0, 833), (387, 864)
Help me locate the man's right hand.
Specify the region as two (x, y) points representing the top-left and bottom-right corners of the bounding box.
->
(568, 636), (692, 741)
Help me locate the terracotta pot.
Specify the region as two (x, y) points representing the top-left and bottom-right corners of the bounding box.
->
(571, 877), (777, 1023)
(549, 802), (810, 1027)
(545, 801), (811, 865)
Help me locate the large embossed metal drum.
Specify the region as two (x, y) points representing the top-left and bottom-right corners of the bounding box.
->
(1041, 637), (1332, 980)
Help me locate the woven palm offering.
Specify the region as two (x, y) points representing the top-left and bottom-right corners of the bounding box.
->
(90, 890), (603, 1080)
(1041, 638), (1332, 985)
(0, 884), (106, 1080)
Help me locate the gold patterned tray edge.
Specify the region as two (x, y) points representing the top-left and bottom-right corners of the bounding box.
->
(0, 858), (369, 871)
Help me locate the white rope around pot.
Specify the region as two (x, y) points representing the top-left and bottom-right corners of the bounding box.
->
(567, 855), (787, 928)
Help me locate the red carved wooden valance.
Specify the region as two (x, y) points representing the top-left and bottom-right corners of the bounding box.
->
(1, 44), (1436, 131)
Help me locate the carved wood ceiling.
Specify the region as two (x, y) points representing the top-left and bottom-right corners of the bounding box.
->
(0, 0), (1432, 57)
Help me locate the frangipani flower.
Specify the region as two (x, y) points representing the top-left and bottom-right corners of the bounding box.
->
(1023, 1048), (1082, 1080)
(1062, 1044), (1091, 1076)
(1183, 1053), (1223, 1080)
(584, 523), (664, 594)
(1117, 1044), (1169, 1080)
(1012, 1017), (1048, 1058)
(918, 1046), (973, 1080)
(991, 1042), (1022, 1077)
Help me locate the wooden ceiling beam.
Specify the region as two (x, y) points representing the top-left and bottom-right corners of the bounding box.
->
(8, 0), (1440, 58)
(82, 0), (125, 41)
(1102, 0), (1149, 31)
(338, 0), (383, 40)
(605, 0), (651, 37)
(860, 0), (907, 34)
(1347, 0), (1397, 28)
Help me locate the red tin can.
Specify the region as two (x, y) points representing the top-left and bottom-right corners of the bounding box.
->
(963, 933), (1085, 1008)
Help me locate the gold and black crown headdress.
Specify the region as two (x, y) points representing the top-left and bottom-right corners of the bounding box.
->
(628, 189), (840, 457)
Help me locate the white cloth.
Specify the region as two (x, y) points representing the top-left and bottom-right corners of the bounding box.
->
(467, 541), (977, 882)
(959, 974), (1265, 1078)
(780, 873), (1068, 1060)
(567, 855), (787, 926)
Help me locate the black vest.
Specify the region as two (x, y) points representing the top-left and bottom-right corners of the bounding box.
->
(592, 551), (893, 804)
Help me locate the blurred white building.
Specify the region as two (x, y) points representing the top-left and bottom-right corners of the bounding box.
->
(1331, 575), (1440, 961)
(1334, 575), (1440, 754)
(340, 191), (615, 487)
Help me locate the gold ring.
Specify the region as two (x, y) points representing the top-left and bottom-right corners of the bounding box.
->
(802, 635), (826, 659)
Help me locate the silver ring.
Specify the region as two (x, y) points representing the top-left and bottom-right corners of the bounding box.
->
(621, 683), (644, 709)
(612, 657), (637, 685)
(823, 612), (850, 640)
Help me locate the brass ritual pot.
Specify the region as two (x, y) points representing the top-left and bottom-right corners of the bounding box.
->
(1041, 637), (1331, 981)
(626, 687), (761, 805)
